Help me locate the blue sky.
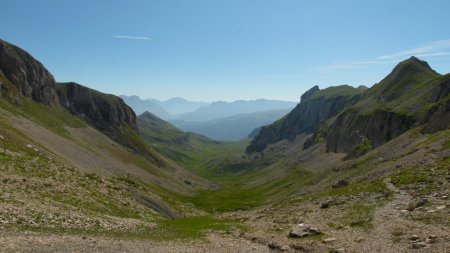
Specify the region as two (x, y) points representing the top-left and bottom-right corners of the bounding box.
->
(1, 0), (450, 102)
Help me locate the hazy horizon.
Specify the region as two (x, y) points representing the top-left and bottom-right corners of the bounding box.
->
(120, 94), (298, 103)
(2, 0), (450, 101)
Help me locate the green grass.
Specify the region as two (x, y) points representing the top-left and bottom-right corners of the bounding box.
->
(310, 85), (365, 100)
(9, 215), (240, 241)
(156, 216), (237, 239)
(338, 202), (377, 229)
(0, 98), (86, 137)
(320, 178), (388, 197)
(391, 169), (432, 186)
(187, 186), (266, 213)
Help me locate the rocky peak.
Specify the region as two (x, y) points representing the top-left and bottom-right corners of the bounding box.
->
(246, 85), (364, 153)
(0, 39), (59, 106)
(300, 85), (320, 102)
(140, 111), (158, 120)
(369, 57), (440, 103)
(394, 56), (435, 74)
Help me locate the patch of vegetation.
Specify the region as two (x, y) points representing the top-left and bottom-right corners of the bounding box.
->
(347, 137), (372, 158)
(310, 85), (365, 100)
(408, 212), (450, 227)
(0, 98), (86, 137)
(320, 179), (388, 198)
(338, 202), (376, 229)
(156, 216), (237, 239)
(391, 169), (433, 186)
(187, 186), (266, 213)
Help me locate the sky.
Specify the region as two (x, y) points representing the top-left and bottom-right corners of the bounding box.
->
(1, 0), (450, 102)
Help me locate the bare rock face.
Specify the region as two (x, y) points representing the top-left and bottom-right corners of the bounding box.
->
(55, 82), (164, 165)
(247, 57), (450, 157)
(246, 85), (363, 153)
(325, 58), (449, 157)
(422, 76), (450, 133)
(56, 82), (138, 135)
(326, 109), (415, 154)
(0, 39), (59, 106)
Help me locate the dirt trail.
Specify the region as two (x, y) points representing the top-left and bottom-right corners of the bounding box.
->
(0, 231), (270, 253)
(348, 178), (447, 253)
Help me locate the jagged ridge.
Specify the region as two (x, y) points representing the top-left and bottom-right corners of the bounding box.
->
(246, 85), (366, 153)
(247, 57), (450, 157)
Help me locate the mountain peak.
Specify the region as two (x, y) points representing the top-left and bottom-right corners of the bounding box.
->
(300, 85), (320, 101)
(140, 111), (161, 120)
(395, 56), (436, 74)
(375, 57), (440, 91)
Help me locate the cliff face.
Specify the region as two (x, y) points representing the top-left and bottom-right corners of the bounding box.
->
(421, 75), (450, 133)
(246, 85), (365, 153)
(56, 82), (138, 136)
(326, 109), (415, 153)
(0, 39), (59, 106)
(246, 57), (450, 156)
(325, 58), (449, 156)
(56, 82), (164, 165)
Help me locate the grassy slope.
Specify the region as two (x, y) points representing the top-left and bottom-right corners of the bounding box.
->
(0, 94), (243, 239)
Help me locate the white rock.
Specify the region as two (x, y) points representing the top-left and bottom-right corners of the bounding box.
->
(435, 205), (446, 210)
(323, 237), (337, 243)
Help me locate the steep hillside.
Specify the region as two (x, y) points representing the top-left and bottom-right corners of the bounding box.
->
(172, 109), (290, 141)
(248, 57), (450, 156)
(0, 39), (59, 106)
(326, 57), (449, 156)
(55, 82), (164, 164)
(0, 39), (219, 238)
(58, 83), (137, 134)
(137, 111), (223, 162)
(246, 85), (366, 152)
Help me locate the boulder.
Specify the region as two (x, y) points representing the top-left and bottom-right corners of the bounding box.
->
(332, 180), (349, 189)
(407, 198), (428, 211)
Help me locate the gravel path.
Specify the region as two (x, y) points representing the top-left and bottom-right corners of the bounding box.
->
(0, 230), (271, 253)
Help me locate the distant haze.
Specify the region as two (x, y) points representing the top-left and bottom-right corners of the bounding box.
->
(121, 95), (296, 140)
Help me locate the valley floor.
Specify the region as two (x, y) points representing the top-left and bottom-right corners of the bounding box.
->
(2, 174), (448, 253)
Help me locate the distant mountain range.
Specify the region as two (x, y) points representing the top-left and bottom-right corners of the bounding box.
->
(151, 97), (209, 115)
(120, 95), (209, 120)
(119, 95), (173, 119)
(121, 95), (296, 140)
(176, 99), (296, 122)
(170, 109), (291, 141)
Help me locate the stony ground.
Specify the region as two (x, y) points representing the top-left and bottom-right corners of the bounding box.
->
(1, 174), (448, 253)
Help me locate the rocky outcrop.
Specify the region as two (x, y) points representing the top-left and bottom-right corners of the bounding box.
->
(56, 82), (164, 165)
(56, 82), (138, 135)
(248, 57), (449, 156)
(0, 39), (59, 106)
(325, 59), (448, 156)
(326, 109), (415, 154)
(422, 75), (450, 133)
(246, 85), (364, 153)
